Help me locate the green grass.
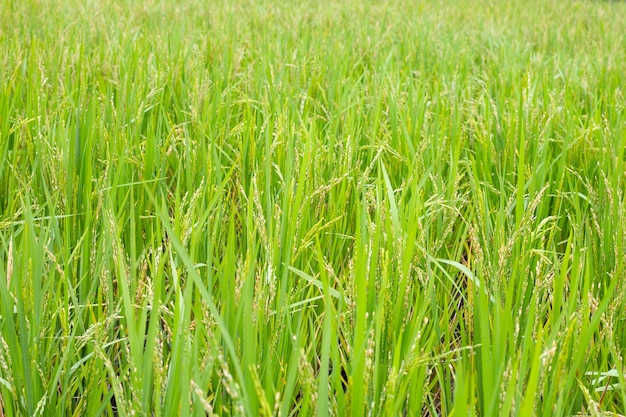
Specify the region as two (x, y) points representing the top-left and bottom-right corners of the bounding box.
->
(1, 0), (626, 415)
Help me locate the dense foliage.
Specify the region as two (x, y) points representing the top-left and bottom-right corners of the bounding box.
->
(1, 0), (626, 415)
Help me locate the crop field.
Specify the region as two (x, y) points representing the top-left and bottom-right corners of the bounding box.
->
(1, 0), (626, 415)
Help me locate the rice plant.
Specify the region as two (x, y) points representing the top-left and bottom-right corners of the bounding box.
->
(1, 0), (626, 415)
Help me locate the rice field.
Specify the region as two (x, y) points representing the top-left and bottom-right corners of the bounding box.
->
(1, 0), (626, 415)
